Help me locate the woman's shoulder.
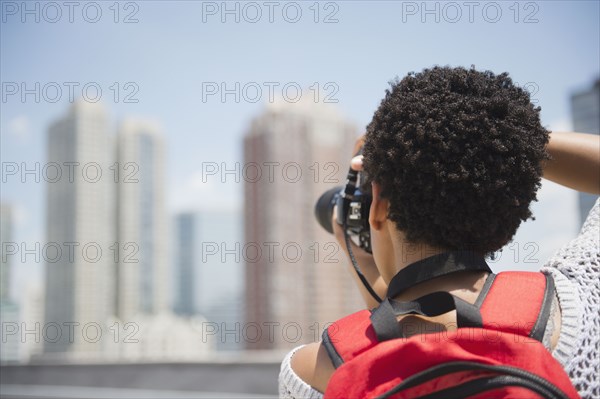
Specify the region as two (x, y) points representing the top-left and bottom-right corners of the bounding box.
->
(541, 197), (599, 283)
(540, 197), (599, 396)
(279, 343), (334, 399)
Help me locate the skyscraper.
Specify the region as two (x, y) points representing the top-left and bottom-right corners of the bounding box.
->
(116, 119), (169, 321)
(0, 202), (20, 363)
(1, 203), (12, 301)
(174, 212), (197, 316)
(20, 282), (44, 362)
(244, 97), (363, 350)
(44, 100), (114, 355)
(571, 79), (600, 225)
(197, 208), (243, 351)
(0, 301), (19, 363)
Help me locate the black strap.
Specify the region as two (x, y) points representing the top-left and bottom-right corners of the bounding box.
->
(370, 292), (483, 342)
(321, 328), (344, 368)
(375, 362), (571, 399)
(343, 217), (382, 303)
(530, 274), (556, 342)
(407, 375), (565, 399)
(473, 273), (496, 308)
(369, 299), (403, 342)
(387, 251), (493, 298)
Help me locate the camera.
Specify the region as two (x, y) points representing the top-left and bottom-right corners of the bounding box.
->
(314, 168), (373, 253)
(314, 154), (382, 303)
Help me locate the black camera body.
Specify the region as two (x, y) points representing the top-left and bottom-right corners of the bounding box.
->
(314, 162), (382, 303)
(314, 170), (373, 253)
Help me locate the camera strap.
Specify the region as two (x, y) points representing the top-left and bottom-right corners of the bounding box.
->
(386, 251), (493, 298)
(344, 217), (383, 303)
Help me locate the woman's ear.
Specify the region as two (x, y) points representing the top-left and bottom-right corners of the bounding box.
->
(369, 181), (389, 231)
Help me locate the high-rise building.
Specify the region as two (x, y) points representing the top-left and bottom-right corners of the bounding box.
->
(1, 203), (12, 301)
(195, 208), (242, 314)
(116, 119), (169, 321)
(243, 97), (364, 350)
(173, 208), (244, 350)
(571, 79), (600, 225)
(20, 282), (44, 363)
(0, 301), (20, 363)
(174, 212), (197, 316)
(44, 100), (115, 356)
(0, 202), (20, 363)
(204, 292), (243, 352)
(197, 208), (243, 351)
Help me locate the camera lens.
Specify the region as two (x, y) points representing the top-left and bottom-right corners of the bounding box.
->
(314, 186), (343, 234)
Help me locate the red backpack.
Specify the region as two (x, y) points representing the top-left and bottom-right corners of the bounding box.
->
(322, 270), (580, 399)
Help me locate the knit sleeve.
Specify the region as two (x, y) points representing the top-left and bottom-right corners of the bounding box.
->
(279, 345), (325, 399)
(540, 197), (599, 398)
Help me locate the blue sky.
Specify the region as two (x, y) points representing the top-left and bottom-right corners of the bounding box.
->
(1, 1), (599, 304)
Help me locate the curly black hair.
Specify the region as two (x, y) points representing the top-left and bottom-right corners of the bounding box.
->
(362, 66), (550, 254)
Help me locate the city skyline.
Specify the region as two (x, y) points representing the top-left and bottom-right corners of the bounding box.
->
(2, 99), (249, 362)
(6, 99), (215, 362)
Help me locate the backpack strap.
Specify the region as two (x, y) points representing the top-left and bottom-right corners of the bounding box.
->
(370, 292), (484, 342)
(478, 271), (555, 341)
(322, 271), (556, 368)
(322, 291), (488, 367)
(322, 310), (378, 368)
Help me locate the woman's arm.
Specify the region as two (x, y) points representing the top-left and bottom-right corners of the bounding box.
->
(543, 132), (600, 194)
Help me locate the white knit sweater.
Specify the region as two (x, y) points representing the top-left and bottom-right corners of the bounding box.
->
(279, 198), (600, 399)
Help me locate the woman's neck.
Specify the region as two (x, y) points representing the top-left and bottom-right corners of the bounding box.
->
(390, 238), (489, 302)
(390, 233), (449, 276)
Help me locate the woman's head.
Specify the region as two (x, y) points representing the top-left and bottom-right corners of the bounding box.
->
(363, 66), (550, 256)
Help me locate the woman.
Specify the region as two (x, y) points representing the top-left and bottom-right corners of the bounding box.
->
(278, 66), (599, 398)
